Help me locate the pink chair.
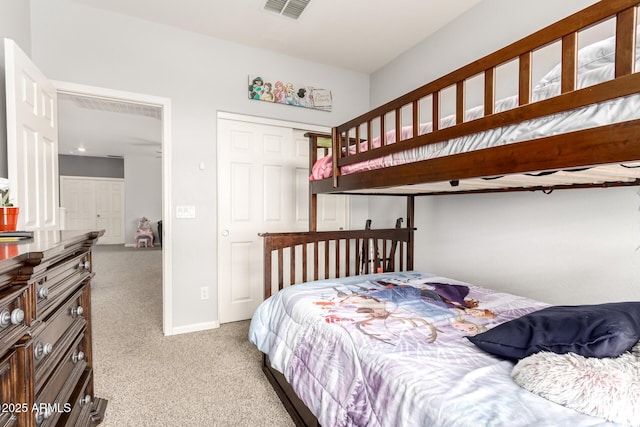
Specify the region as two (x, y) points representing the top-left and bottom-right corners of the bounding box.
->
(134, 217), (154, 248)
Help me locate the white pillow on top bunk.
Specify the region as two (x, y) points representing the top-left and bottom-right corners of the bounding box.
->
(536, 35), (616, 88)
(536, 26), (640, 90)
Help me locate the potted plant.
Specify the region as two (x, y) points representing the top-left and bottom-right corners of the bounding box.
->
(0, 178), (18, 231)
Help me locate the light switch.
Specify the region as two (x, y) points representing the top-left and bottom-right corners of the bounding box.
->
(176, 205), (196, 219)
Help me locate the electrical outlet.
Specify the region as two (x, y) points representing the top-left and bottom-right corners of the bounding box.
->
(200, 287), (209, 300)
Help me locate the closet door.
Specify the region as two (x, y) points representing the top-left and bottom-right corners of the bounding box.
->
(218, 119), (301, 324)
(94, 179), (125, 244)
(60, 177), (96, 229)
(217, 118), (347, 324)
(60, 176), (125, 244)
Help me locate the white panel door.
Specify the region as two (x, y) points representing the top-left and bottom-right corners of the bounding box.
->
(60, 177), (96, 229)
(60, 176), (125, 244)
(95, 180), (125, 244)
(218, 119), (303, 324)
(219, 119), (347, 324)
(4, 39), (59, 230)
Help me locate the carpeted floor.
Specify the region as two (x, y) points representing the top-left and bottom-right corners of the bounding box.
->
(90, 245), (294, 427)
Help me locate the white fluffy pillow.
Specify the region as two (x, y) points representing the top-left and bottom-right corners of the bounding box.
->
(511, 342), (640, 426)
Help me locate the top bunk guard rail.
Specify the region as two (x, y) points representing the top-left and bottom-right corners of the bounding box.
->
(316, 0), (640, 193)
(260, 219), (415, 298)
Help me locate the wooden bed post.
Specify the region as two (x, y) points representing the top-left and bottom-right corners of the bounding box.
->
(262, 233), (273, 299)
(331, 127), (339, 189)
(310, 194), (317, 232)
(406, 195), (415, 271)
(309, 133), (318, 232)
(307, 132), (320, 231)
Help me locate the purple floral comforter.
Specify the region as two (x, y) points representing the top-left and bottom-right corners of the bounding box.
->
(249, 272), (619, 426)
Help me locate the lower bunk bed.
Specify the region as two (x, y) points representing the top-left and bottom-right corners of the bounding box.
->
(249, 224), (640, 427)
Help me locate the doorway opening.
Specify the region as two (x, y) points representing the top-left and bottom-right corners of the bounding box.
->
(54, 80), (174, 335)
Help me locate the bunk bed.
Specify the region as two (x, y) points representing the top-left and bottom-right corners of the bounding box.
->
(307, 0), (640, 203)
(249, 1), (640, 426)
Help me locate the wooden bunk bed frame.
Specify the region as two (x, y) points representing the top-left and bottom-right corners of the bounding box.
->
(308, 0), (640, 204)
(259, 1), (640, 425)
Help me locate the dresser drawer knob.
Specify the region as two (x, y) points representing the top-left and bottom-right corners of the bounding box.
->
(0, 309), (10, 328)
(37, 287), (49, 300)
(10, 308), (24, 325)
(78, 260), (91, 270)
(35, 407), (52, 424)
(0, 308), (21, 328)
(71, 305), (84, 318)
(72, 350), (85, 364)
(79, 394), (92, 407)
(34, 341), (53, 360)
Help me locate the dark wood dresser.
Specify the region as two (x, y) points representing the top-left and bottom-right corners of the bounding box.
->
(0, 230), (107, 426)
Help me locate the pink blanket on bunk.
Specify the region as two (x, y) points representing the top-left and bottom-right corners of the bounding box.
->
(310, 123), (434, 180)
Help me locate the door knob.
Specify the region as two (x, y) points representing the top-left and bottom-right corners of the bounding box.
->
(222, 230), (229, 237)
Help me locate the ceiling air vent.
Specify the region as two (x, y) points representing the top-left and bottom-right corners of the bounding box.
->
(58, 93), (162, 120)
(264, 0), (310, 19)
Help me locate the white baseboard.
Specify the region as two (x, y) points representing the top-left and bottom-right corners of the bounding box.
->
(166, 320), (220, 336)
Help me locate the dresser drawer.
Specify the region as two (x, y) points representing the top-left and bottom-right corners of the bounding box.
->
(58, 369), (105, 427)
(33, 341), (86, 426)
(35, 325), (87, 396)
(32, 287), (87, 374)
(0, 286), (29, 357)
(0, 351), (18, 427)
(35, 252), (92, 320)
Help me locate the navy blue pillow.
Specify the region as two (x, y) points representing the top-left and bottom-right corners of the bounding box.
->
(467, 302), (640, 360)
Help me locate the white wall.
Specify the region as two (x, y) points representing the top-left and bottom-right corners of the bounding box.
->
(415, 188), (640, 305)
(370, 0), (599, 108)
(28, 0), (370, 331)
(369, 0), (640, 304)
(124, 155), (162, 246)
